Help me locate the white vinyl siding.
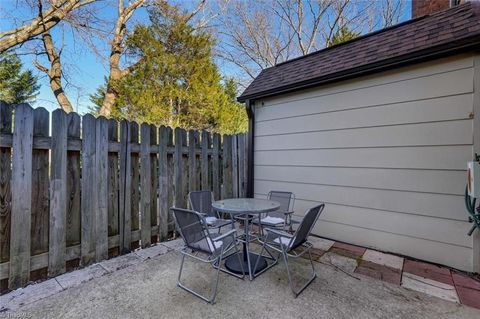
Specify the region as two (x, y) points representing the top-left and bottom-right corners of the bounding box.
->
(253, 54), (477, 271)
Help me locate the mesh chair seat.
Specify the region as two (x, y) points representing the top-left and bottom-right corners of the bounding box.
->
(172, 207), (244, 304)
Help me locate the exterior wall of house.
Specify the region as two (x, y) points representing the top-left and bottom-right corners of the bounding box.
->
(253, 53), (479, 272)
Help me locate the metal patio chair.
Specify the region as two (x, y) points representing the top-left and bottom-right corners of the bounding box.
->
(171, 207), (244, 304)
(254, 191), (297, 234)
(253, 204), (325, 297)
(188, 191), (235, 233)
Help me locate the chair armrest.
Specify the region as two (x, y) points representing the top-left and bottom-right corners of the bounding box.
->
(212, 229), (237, 242)
(283, 211), (295, 215)
(264, 228), (294, 238)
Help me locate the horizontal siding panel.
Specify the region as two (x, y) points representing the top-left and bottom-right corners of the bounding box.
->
(256, 119), (473, 150)
(259, 54), (474, 109)
(256, 67), (474, 122)
(314, 220), (473, 272)
(255, 146), (472, 170)
(254, 180), (467, 221)
(255, 166), (466, 196)
(256, 94), (473, 136)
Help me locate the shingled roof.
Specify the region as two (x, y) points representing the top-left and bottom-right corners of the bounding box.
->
(238, 2), (480, 102)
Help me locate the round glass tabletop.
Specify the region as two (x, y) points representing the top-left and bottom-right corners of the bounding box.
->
(212, 198), (280, 214)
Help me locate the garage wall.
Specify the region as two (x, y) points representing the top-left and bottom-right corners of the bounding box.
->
(253, 53), (477, 272)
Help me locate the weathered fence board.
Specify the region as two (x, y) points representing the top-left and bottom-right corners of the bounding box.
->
(95, 117), (109, 261)
(119, 120), (132, 253)
(107, 120), (119, 243)
(66, 113), (81, 248)
(140, 123), (152, 248)
(212, 133), (220, 200)
(49, 109), (68, 277)
(0, 103), (248, 290)
(31, 108), (49, 257)
(80, 115), (96, 266)
(9, 104), (34, 289)
(158, 126), (169, 241)
(0, 103), (12, 265)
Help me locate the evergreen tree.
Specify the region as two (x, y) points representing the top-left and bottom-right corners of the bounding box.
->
(327, 25), (360, 47)
(0, 52), (40, 104)
(90, 3), (247, 134)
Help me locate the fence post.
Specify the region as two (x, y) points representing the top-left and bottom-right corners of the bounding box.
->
(48, 109), (68, 277)
(232, 135), (238, 198)
(238, 134), (246, 198)
(9, 103), (34, 289)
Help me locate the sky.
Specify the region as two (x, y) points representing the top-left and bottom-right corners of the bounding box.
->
(0, 0), (412, 115)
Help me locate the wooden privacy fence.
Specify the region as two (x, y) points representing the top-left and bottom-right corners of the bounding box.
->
(0, 102), (248, 291)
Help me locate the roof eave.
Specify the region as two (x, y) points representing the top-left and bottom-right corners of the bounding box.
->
(237, 36), (480, 103)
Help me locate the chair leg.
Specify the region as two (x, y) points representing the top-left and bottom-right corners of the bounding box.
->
(177, 251), (223, 304)
(280, 247), (317, 298)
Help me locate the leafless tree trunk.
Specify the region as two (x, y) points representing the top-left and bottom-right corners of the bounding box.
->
(0, 0), (96, 53)
(33, 31), (74, 113)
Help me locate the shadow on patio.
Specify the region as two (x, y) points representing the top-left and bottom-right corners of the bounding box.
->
(1, 238), (479, 319)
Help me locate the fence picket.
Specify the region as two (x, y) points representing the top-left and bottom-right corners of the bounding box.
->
(95, 117), (109, 261)
(66, 113), (81, 249)
(9, 103), (34, 289)
(140, 123), (151, 248)
(188, 130), (198, 193)
(119, 120), (131, 253)
(48, 109), (68, 276)
(212, 133), (220, 200)
(232, 135), (238, 198)
(0, 102), (248, 288)
(81, 114), (96, 265)
(107, 120), (119, 253)
(0, 102), (12, 265)
(222, 135), (233, 199)
(158, 126), (169, 241)
(31, 108), (49, 258)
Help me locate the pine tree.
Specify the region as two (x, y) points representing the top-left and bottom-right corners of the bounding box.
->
(90, 3), (247, 134)
(327, 25), (360, 47)
(0, 52), (40, 104)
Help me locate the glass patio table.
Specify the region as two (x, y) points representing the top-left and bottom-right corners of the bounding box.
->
(212, 198), (280, 280)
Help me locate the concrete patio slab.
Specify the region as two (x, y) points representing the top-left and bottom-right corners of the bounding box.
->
(401, 272), (459, 303)
(99, 253), (142, 273)
(320, 252), (358, 273)
(0, 277), (63, 311)
(134, 244), (170, 260)
(362, 249), (404, 270)
(55, 264), (108, 289)
(2, 249), (478, 319)
(160, 238), (184, 251)
(310, 236), (335, 251)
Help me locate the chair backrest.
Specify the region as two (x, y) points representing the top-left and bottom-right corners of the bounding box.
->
(171, 207), (214, 254)
(288, 204), (325, 250)
(188, 190), (215, 217)
(268, 191), (294, 214)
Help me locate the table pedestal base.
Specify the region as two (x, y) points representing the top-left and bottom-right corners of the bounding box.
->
(225, 252), (267, 275)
